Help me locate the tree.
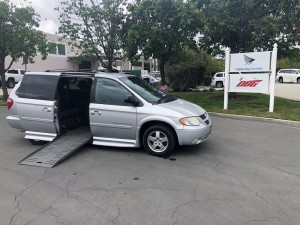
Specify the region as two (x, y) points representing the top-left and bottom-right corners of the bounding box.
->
(0, 0), (47, 101)
(166, 49), (224, 91)
(58, 0), (125, 72)
(123, 0), (203, 85)
(200, 0), (300, 57)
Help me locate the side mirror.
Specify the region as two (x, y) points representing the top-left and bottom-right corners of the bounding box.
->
(124, 95), (140, 106)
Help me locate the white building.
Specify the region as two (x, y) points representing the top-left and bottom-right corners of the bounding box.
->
(6, 32), (156, 73)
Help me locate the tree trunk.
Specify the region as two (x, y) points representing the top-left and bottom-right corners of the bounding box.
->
(0, 54), (9, 101)
(107, 60), (113, 72)
(159, 60), (166, 85)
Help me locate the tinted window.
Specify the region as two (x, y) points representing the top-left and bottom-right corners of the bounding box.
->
(16, 75), (59, 101)
(216, 73), (223, 77)
(94, 78), (133, 106)
(7, 69), (18, 74)
(21, 70), (25, 74)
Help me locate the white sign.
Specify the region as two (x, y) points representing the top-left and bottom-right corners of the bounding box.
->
(229, 74), (270, 93)
(230, 52), (271, 72)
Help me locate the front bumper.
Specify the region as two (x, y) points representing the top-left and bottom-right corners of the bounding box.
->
(176, 124), (212, 146)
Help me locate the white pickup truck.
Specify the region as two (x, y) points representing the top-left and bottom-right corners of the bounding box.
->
(0, 69), (25, 88)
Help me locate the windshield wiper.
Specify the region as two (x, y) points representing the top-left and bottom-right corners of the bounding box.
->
(156, 95), (169, 104)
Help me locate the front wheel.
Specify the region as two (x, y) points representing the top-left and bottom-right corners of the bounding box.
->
(297, 78), (300, 84)
(143, 125), (176, 156)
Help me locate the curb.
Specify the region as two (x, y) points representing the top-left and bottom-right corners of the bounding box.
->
(209, 112), (300, 128)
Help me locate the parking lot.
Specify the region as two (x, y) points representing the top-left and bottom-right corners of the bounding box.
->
(1, 107), (300, 225)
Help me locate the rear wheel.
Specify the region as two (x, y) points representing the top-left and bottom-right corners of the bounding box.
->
(6, 79), (15, 88)
(278, 77), (283, 83)
(142, 125), (176, 156)
(28, 139), (47, 145)
(216, 81), (223, 88)
(297, 78), (300, 84)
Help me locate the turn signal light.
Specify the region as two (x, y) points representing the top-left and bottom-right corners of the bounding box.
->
(7, 98), (13, 110)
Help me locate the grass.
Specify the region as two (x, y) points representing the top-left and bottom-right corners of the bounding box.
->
(0, 96), (5, 106)
(174, 91), (300, 122)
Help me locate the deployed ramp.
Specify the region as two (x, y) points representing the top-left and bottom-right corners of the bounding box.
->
(19, 126), (92, 168)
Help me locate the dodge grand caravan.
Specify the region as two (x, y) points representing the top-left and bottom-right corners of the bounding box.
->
(6, 72), (212, 156)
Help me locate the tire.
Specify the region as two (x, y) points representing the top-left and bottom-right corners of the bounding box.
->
(278, 77), (283, 83)
(142, 125), (176, 156)
(216, 81), (223, 88)
(6, 79), (15, 88)
(297, 78), (300, 84)
(28, 139), (47, 145)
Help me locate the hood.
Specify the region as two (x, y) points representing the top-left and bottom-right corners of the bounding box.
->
(159, 99), (206, 117)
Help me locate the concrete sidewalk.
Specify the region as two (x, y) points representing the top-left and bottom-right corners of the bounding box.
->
(274, 83), (300, 101)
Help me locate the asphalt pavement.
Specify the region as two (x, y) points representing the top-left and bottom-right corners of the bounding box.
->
(1, 107), (300, 225)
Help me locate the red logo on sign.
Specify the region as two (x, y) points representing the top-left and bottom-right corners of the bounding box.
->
(236, 78), (262, 87)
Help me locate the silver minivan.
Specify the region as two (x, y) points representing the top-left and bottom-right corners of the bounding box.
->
(6, 72), (212, 156)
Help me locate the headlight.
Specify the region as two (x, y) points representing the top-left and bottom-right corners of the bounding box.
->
(179, 117), (201, 126)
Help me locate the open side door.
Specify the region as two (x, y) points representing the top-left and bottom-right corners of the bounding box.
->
(16, 73), (60, 141)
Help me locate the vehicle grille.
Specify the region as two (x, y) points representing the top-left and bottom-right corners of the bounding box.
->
(200, 113), (210, 125)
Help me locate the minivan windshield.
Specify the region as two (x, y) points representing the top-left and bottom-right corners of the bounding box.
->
(120, 76), (177, 104)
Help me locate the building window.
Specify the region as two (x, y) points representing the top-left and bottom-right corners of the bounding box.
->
(48, 42), (57, 54)
(131, 61), (142, 67)
(57, 44), (66, 55)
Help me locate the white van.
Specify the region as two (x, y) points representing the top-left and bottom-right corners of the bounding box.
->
(276, 69), (300, 83)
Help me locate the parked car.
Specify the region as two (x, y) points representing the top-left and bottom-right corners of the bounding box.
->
(211, 72), (225, 88)
(276, 69), (300, 83)
(149, 71), (161, 81)
(0, 69), (25, 88)
(142, 75), (159, 85)
(6, 72), (212, 156)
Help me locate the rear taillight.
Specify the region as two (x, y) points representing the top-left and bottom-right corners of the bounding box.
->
(7, 98), (13, 110)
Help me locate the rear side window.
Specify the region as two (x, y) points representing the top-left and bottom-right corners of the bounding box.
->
(16, 75), (59, 101)
(7, 69), (18, 74)
(216, 73), (223, 77)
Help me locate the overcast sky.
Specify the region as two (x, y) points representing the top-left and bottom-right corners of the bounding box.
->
(13, 0), (63, 34)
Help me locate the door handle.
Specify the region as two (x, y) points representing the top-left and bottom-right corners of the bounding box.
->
(91, 110), (102, 116)
(42, 107), (52, 112)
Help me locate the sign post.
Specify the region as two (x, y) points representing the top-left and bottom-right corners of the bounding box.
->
(224, 47), (230, 110)
(269, 44), (278, 112)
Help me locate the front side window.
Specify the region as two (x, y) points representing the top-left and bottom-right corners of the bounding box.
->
(120, 76), (176, 104)
(94, 78), (133, 106)
(290, 70), (297, 74)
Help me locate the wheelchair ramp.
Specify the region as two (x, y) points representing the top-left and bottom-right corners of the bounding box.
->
(19, 127), (92, 168)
